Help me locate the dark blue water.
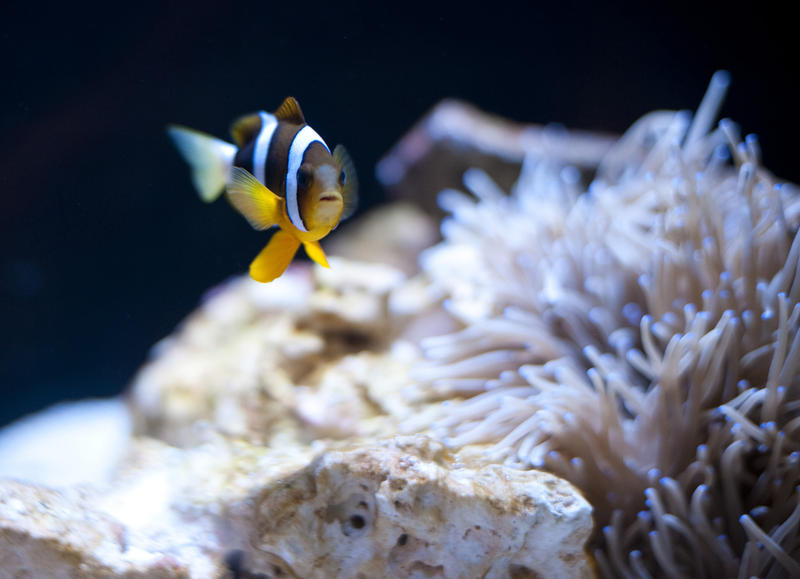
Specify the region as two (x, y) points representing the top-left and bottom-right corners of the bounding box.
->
(1, 1), (796, 426)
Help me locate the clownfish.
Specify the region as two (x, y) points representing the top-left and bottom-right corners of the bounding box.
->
(167, 97), (357, 283)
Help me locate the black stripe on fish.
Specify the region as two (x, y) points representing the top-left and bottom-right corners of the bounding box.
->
(233, 141), (256, 176)
(265, 121), (304, 198)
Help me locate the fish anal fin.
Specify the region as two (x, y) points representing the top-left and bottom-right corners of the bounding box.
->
(226, 166), (283, 230)
(333, 145), (358, 220)
(303, 240), (329, 268)
(250, 229), (301, 283)
(274, 97), (306, 124)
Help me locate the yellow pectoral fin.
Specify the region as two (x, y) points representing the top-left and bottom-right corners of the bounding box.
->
(303, 240), (329, 268)
(227, 166), (283, 230)
(249, 229), (301, 283)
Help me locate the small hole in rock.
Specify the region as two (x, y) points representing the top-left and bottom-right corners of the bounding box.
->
(509, 564), (542, 578)
(224, 550), (245, 574)
(397, 533), (408, 546)
(350, 514), (366, 529)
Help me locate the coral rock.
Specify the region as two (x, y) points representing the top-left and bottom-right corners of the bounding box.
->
(0, 480), (207, 578)
(1, 433), (593, 578)
(129, 256), (430, 448)
(375, 99), (617, 214)
(229, 436), (594, 578)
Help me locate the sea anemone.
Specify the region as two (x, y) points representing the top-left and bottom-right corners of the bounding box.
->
(413, 72), (800, 577)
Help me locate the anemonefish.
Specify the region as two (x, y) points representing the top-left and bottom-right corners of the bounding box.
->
(167, 97), (357, 283)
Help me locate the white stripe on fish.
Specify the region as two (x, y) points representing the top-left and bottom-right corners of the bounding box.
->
(285, 125), (330, 232)
(253, 111), (278, 185)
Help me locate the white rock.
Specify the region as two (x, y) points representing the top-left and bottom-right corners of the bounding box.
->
(0, 398), (131, 488)
(1, 421), (593, 578)
(229, 436), (594, 578)
(0, 480), (210, 578)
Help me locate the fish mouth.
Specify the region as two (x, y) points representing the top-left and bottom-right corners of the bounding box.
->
(319, 191), (342, 203)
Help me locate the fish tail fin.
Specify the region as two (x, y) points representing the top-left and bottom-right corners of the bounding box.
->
(167, 125), (237, 202)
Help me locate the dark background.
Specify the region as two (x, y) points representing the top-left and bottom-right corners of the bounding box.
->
(0, 1), (796, 427)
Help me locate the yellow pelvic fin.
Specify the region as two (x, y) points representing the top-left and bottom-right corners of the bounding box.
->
(230, 113), (263, 147)
(249, 229), (301, 283)
(274, 97), (306, 124)
(167, 125), (237, 202)
(226, 166), (283, 230)
(303, 240), (329, 268)
(333, 145), (358, 220)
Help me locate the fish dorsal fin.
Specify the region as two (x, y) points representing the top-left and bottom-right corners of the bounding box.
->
(230, 113), (264, 146)
(274, 97), (306, 124)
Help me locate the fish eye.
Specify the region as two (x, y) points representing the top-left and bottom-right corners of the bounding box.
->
(339, 169), (346, 186)
(297, 167), (313, 189)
